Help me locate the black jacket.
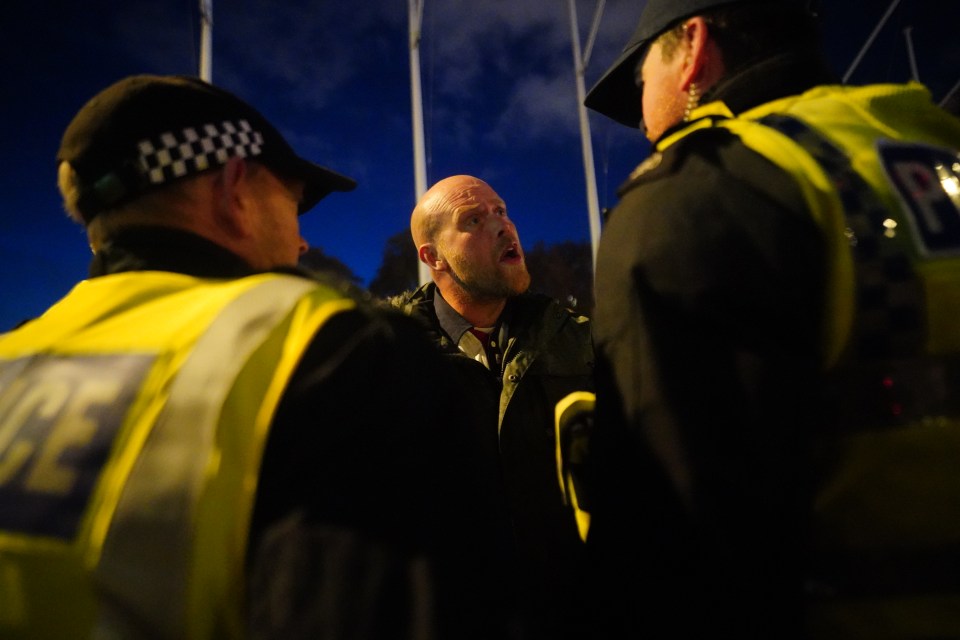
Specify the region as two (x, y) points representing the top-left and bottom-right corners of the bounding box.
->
(587, 52), (834, 638)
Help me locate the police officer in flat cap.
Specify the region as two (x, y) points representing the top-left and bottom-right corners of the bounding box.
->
(0, 75), (505, 639)
(577, 0), (960, 637)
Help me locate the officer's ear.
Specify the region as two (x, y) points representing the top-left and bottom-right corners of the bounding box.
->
(679, 16), (721, 92)
(212, 157), (250, 238)
(418, 243), (446, 272)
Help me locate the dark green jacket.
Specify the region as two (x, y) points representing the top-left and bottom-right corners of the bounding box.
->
(392, 282), (594, 640)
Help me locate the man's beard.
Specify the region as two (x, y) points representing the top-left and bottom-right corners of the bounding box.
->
(446, 252), (531, 302)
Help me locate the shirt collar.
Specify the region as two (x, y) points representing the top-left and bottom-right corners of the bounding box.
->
(433, 289), (474, 344)
(432, 289), (514, 347)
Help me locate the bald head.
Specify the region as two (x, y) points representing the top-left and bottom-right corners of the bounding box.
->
(409, 174), (529, 324)
(411, 175), (493, 248)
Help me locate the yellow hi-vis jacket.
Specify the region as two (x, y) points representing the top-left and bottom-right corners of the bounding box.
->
(671, 82), (960, 637)
(661, 82), (960, 368)
(556, 82), (960, 636)
(0, 270), (354, 639)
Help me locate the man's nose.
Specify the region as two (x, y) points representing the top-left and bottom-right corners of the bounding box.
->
(496, 215), (516, 238)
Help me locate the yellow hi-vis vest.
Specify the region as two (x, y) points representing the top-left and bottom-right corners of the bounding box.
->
(660, 82), (960, 368)
(0, 270), (355, 639)
(656, 82), (960, 638)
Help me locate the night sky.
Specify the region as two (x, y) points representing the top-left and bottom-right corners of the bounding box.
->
(1, 0), (957, 330)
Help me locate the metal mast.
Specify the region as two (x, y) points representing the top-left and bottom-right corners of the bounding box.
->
(199, 0), (213, 82)
(941, 78), (960, 109)
(568, 0), (605, 272)
(409, 0), (431, 286)
(903, 27), (919, 82)
(843, 0), (901, 83)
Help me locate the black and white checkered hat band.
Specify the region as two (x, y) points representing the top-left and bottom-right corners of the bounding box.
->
(136, 119), (264, 186)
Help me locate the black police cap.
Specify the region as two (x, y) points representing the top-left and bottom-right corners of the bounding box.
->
(585, 0), (814, 128)
(58, 74), (357, 221)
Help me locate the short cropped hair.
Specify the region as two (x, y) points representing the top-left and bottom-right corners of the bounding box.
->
(57, 162), (87, 224)
(58, 159), (217, 248)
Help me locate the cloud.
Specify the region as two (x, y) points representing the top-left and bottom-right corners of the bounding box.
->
(422, 1), (569, 96)
(109, 1), (197, 72)
(108, 0), (404, 110)
(102, 0), (647, 154)
(417, 0), (645, 147)
(489, 73), (579, 144)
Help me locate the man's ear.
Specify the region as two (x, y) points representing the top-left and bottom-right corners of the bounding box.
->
(679, 16), (710, 90)
(418, 244), (446, 271)
(213, 156), (250, 237)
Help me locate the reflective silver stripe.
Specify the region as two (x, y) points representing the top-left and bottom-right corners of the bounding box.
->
(93, 275), (318, 639)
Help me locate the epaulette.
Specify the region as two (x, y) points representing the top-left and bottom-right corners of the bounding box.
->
(617, 124), (738, 197)
(628, 152), (664, 182)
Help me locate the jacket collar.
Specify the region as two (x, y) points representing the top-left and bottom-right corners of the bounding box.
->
(89, 226), (256, 279)
(432, 287), (474, 344)
(401, 282), (559, 359)
(707, 49), (837, 116)
(653, 49), (837, 146)
(432, 286), (514, 353)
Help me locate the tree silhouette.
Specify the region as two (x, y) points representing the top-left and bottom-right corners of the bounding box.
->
(299, 246), (362, 284)
(367, 231), (595, 316)
(369, 229), (418, 297)
(524, 240), (594, 316)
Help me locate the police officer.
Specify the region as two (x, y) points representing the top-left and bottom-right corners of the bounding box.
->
(0, 75), (499, 639)
(582, 0), (960, 637)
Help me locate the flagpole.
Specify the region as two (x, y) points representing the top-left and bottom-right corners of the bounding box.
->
(568, 0), (605, 272)
(408, 0), (431, 286)
(199, 0), (213, 82)
(903, 26), (919, 81)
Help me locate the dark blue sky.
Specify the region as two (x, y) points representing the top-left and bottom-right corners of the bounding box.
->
(2, 0), (957, 330)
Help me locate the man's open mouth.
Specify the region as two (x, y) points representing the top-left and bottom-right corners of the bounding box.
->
(500, 242), (522, 263)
